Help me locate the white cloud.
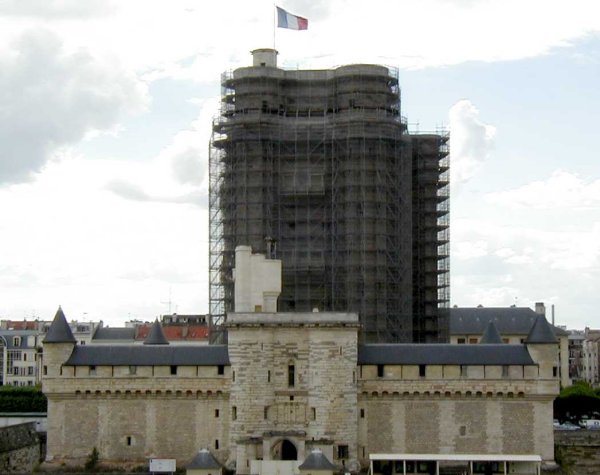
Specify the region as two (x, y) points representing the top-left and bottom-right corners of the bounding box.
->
(0, 0), (114, 18)
(449, 100), (496, 189)
(486, 170), (600, 209)
(0, 29), (148, 185)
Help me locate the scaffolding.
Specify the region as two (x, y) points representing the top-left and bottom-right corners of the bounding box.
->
(209, 52), (449, 343)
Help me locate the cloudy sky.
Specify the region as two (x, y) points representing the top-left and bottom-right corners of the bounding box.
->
(1, 0), (599, 329)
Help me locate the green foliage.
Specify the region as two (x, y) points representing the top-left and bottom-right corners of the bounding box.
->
(85, 446), (99, 471)
(554, 381), (600, 423)
(0, 385), (47, 412)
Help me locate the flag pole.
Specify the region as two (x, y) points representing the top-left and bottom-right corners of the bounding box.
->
(273, 4), (276, 50)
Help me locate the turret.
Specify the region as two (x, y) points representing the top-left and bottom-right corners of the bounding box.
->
(479, 320), (503, 344)
(42, 306), (77, 388)
(525, 314), (559, 379)
(144, 319), (170, 345)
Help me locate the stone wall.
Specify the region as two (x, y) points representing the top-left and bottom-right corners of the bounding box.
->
(0, 422), (41, 473)
(554, 430), (600, 475)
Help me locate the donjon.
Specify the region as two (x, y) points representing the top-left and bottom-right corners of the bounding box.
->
(43, 248), (559, 475)
(209, 49), (450, 344)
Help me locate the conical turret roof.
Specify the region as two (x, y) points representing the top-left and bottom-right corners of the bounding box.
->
(44, 306), (76, 343)
(143, 319), (169, 345)
(187, 449), (222, 470)
(480, 320), (503, 344)
(525, 314), (558, 344)
(298, 450), (337, 471)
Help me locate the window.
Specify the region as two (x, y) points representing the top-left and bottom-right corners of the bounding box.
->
(377, 364), (384, 378)
(217, 365), (224, 375)
(502, 365), (509, 378)
(264, 407), (269, 420)
(215, 439), (219, 449)
(469, 338), (478, 344)
(457, 338), (466, 344)
(267, 370), (271, 382)
(459, 425), (467, 436)
(419, 365), (426, 377)
(232, 406), (237, 420)
(289, 396), (294, 401)
(28, 366), (34, 376)
(337, 445), (349, 460)
(43, 366), (47, 376)
(126, 436), (132, 446)
(553, 366), (558, 378)
(89, 365), (96, 375)
(311, 407), (316, 420)
(502, 338), (510, 344)
(129, 366), (137, 375)
(460, 365), (468, 377)
(288, 365), (295, 387)
(170, 365), (177, 375)
(232, 371), (235, 382)
(215, 409), (220, 418)
(13, 337), (20, 347)
(360, 408), (365, 418)
(23, 353), (27, 362)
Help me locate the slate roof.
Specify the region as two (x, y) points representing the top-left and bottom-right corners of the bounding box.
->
(64, 345), (229, 366)
(92, 327), (136, 341)
(44, 307), (76, 344)
(358, 344), (535, 365)
(479, 320), (503, 344)
(525, 315), (558, 344)
(144, 320), (169, 345)
(450, 307), (568, 337)
(0, 330), (39, 349)
(187, 449), (222, 470)
(298, 450), (337, 471)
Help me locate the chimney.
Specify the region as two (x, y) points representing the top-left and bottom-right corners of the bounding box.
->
(535, 302), (546, 316)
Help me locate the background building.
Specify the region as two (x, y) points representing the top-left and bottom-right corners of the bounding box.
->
(209, 49), (449, 343)
(450, 303), (570, 387)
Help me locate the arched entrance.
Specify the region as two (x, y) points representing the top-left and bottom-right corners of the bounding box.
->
(272, 439), (298, 461)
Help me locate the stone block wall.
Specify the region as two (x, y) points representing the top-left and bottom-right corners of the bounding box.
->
(0, 422), (41, 473)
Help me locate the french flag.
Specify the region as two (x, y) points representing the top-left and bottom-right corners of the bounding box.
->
(277, 6), (308, 30)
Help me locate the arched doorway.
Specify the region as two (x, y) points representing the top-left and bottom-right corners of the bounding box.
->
(272, 439), (298, 461)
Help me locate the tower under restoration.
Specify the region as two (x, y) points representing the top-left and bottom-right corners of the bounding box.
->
(209, 49), (449, 343)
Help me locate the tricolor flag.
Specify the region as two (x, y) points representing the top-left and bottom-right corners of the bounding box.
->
(277, 6), (308, 30)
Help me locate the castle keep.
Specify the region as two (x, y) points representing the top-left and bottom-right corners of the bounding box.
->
(42, 247), (559, 474)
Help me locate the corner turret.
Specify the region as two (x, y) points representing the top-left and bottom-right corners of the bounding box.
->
(525, 314), (559, 380)
(42, 306), (77, 386)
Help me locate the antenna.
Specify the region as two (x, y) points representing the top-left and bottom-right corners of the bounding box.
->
(161, 287), (173, 315)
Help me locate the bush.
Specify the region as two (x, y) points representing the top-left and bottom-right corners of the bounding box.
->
(0, 386), (47, 412)
(85, 447), (99, 471)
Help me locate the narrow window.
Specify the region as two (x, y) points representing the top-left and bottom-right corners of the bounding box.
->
(337, 445), (349, 460)
(502, 365), (509, 378)
(170, 365), (177, 375)
(553, 366), (558, 378)
(360, 408), (365, 418)
(89, 365), (96, 375)
(215, 439), (219, 449)
(377, 364), (384, 378)
(264, 407), (268, 420)
(419, 365), (426, 377)
(289, 396), (294, 401)
(43, 366), (47, 376)
(215, 409), (220, 418)
(126, 436), (132, 446)
(268, 370), (271, 382)
(288, 365), (295, 387)
(218, 365), (224, 375)
(311, 407), (316, 420)
(129, 365), (137, 375)
(232, 406), (237, 420)
(232, 370), (235, 381)
(23, 353), (27, 362)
